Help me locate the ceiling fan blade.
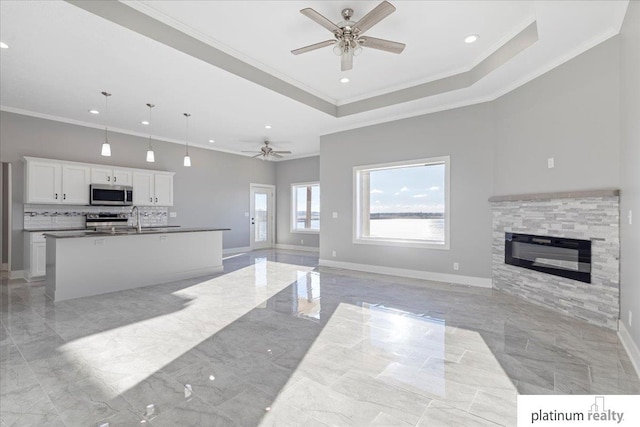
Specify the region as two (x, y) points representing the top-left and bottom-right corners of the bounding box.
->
(252, 154), (263, 158)
(271, 153), (284, 158)
(272, 151), (292, 154)
(291, 40), (335, 55)
(300, 8), (342, 34)
(360, 36), (405, 54)
(354, 1), (396, 35)
(341, 52), (353, 71)
(241, 150), (260, 153)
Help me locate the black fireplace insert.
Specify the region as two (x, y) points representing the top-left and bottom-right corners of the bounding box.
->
(505, 232), (591, 283)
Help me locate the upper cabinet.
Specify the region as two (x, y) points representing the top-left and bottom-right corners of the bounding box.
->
(133, 171), (174, 206)
(25, 159), (90, 204)
(24, 157), (174, 206)
(91, 167), (133, 186)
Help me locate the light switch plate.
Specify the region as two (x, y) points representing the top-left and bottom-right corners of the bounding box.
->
(332, 212), (338, 219)
(169, 212), (177, 218)
(547, 158), (555, 168)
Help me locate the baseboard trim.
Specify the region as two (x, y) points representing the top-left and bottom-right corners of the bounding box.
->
(318, 259), (492, 288)
(274, 244), (319, 253)
(618, 320), (640, 378)
(9, 270), (25, 280)
(222, 246), (252, 255)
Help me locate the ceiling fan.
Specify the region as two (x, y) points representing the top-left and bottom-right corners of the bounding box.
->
(242, 141), (292, 160)
(291, 1), (406, 71)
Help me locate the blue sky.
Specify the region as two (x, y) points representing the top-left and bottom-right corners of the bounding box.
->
(369, 164), (445, 213)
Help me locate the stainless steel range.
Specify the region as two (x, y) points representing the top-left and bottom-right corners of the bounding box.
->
(85, 213), (129, 230)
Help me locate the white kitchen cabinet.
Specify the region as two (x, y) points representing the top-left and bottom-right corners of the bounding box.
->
(25, 160), (89, 205)
(91, 167), (133, 186)
(133, 171), (154, 206)
(133, 171), (174, 206)
(154, 173), (174, 206)
(61, 164), (91, 204)
(24, 232), (46, 281)
(26, 160), (62, 203)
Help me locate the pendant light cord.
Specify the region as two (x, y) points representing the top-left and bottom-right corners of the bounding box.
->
(147, 103), (154, 150)
(102, 92), (110, 143)
(184, 113), (191, 156)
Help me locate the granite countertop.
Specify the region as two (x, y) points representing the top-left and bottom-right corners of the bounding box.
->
(43, 227), (230, 239)
(25, 226), (182, 233)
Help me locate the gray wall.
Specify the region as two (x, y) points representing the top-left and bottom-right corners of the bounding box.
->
(319, 34), (623, 282)
(493, 37), (621, 195)
(619, 1), (640, 350)
(320, 103), (495, 279)
(275, 156), (320, 249)
(0, 111), (276, 271)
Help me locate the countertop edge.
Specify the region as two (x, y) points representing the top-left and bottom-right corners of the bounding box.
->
(44, 228), (230, 239)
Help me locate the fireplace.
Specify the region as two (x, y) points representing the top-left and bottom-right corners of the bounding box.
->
(505, 232), (592, 283)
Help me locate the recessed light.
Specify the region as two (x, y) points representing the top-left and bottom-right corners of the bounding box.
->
(340, 77), (350, 83)
(464, 34), (479, 44)
(0, 42), (8, 49)
(141, 120), (150, 125)
(265, 125), (271, 129)
(88, 109), (99, 114)
(209, 139), (215, 143)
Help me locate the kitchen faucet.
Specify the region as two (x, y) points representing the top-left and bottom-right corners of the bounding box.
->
(131, 206), (142, 233)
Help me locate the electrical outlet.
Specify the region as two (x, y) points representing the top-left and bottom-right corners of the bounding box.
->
(94, 239), (104, 246)
(169, 211), (177, 218)
(453, 262), (459, 271)
(332, 250), (337, 257)
(629, 210), (633, 225)
(300, 239), (304, 244)
(332, 212), (338, 219)
(547, 158), (555, 169)
(629, 310), (633, 328)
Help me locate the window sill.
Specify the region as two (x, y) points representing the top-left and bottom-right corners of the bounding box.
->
(291, 229), (320, 234)
(353, 237), (449, 250)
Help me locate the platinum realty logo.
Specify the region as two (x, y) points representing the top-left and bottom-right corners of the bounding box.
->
(518, 395), (639, 426)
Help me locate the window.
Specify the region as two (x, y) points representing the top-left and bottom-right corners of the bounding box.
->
(291, 182), (320, 233)
(354, 156), (450, 249)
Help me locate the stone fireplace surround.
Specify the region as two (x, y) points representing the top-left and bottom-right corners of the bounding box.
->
(490, 189), (620, 330)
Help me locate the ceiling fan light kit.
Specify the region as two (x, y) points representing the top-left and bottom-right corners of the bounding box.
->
(292, 1), (405, 71)
(241, 140), (292, 160)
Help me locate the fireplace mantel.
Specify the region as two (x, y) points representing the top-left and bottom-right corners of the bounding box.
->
(488, 189), (619, 203)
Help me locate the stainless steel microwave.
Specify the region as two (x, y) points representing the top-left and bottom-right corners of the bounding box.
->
(89, 184), (133, 206)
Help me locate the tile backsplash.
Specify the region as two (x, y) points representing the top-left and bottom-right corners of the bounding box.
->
(24, 205), (168, 230)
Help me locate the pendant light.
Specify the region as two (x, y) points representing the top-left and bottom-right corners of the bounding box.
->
(101, 91), (112, 156)
(183, 113), (191, 167)
(145, 103), (155, 162)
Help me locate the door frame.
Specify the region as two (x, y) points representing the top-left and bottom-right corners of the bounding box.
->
(249, 183), (275, 250)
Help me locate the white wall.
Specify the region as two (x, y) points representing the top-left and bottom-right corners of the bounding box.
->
(0, 111), (276, 271)
(619, 0), (640, 350)
(275, 156), (320, 249)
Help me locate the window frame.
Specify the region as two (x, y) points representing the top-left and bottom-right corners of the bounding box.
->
(290, 181), (320, 234)
(352, 156), (450, 250)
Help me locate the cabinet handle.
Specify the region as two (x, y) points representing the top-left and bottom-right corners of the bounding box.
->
(155, 197), (158, 203)
(150, 197), (153, 202)
(63, 194), (66, 200)
(55, 193), (58, 200)
(107, 176), (110, 182)
(114, 176), (117, 182)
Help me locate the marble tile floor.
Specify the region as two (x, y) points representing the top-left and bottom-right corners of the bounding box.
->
(1, 249), (638, 427)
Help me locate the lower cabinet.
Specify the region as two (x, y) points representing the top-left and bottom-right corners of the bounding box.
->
(25, 232), (46, 281)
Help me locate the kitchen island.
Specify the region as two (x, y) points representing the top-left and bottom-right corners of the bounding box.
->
(44, 228), (229, 301)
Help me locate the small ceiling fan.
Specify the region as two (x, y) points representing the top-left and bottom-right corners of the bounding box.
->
(291, 1), (405, 71)
(242, 141), (292, 160)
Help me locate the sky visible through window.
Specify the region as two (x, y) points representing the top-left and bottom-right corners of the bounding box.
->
(369, 164), (445, 214)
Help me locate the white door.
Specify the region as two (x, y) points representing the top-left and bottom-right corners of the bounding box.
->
(132, 172), (154, 206)
(90, 167), (112, 184)
(62, 164), (91, 204)
(250, 184), (275, 250)
(26, 160), (62, 204)
(113, 169), (132, 186)
(154, 173), (174, 206)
